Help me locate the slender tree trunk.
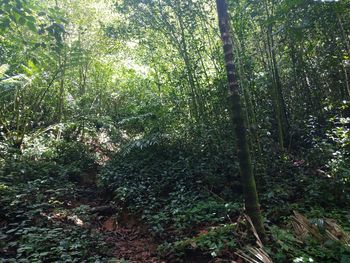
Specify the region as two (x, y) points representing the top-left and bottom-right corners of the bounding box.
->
(342, 64), (350, 99)
(178, 13), (201, 122)
(265, 24), (288, 150)
(262, 0), (289, 150)
(216, 0), (265, 239)
(58, 54), (66, 123)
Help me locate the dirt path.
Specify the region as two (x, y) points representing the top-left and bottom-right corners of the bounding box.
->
(53, 186), (162, 262)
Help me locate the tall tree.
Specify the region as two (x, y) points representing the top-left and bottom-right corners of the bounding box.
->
(215, 0), (265, 238)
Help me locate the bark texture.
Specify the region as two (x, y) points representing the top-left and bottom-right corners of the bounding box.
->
(216, 0), (266, 239)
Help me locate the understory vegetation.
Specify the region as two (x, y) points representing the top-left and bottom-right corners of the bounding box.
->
(1, 0), (350, 262)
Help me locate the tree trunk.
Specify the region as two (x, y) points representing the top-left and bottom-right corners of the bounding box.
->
(265, 24), (288, 150)
(215, 0), (265, 239)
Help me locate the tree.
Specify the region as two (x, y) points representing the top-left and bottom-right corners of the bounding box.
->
(215, 0), (265, 239)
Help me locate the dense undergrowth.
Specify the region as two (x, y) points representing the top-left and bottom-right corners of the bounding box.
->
(0, 151), (113, 262)
(1, 110), (349, 262)
(98, 121), (350, 262)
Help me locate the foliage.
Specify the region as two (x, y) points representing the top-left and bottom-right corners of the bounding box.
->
(1, 0), (350, 261)
(268, 223), (350, 263)
(100, 141), (241, 241)
(0, 157), (113, 262)
(158, 224), (238, 260)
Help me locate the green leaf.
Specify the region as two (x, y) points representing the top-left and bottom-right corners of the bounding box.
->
(19, 16), (26, 25)
(26, 21), (37, 32)
(0, 64), (9, 78)
(26, 16), (36, 23)
(6, 228), (17, 234)
(0, 18), (11, 29)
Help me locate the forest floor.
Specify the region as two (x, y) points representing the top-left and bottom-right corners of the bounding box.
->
(0, 165), (164, 262)
(41, 183), (162, 263)
(1, 142), (350, 262)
